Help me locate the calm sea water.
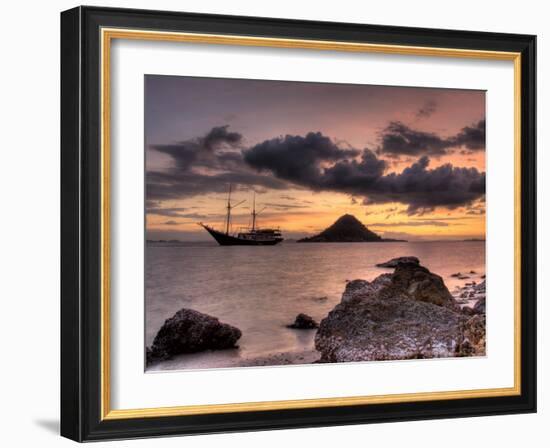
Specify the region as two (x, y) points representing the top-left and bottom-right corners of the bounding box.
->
(146, 241), (485, 369)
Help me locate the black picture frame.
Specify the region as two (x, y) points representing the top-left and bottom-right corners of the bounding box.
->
(61, 5), (536, 442)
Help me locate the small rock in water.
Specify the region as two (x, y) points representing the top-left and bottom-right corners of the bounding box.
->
(287, 313), (319, 329)
(470, 270), (477, 274)
(311, 296), (328, 302)
(451, 272), (462, 278)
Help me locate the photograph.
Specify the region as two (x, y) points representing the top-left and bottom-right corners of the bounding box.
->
(144, 75), (487, 371)
(56, 5), (537, 442)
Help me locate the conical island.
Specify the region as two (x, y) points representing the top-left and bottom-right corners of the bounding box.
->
(297, 214), (405, 243)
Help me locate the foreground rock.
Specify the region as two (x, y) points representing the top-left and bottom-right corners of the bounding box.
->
(315, 260), (484, 363)
(376, 256), (419, 268)
(147, 308), (241, 365)
(461, 315), (486, 355)
(316, 295), (471, 362)
(473, 296), (486, 314)
(341, 262), (458, 310)
(287, 313), (318, 329)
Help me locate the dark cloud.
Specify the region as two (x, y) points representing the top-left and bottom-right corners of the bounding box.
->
(202, 125), (242, 150)
(147, 207), (187, 217)
(151, 125), (244, 171)
(466, 209), (485, 216)
(365, 156), (485, 214)
(378, 122), (449, 157)
(244, 132), (485, 214)
(163, 220), (179, 225)
(416, 100), (437, 119)
(377, 119), (486, 157)
(367, 220), (456, 227)
(147, 126), (289, 200)
(148, 125), (485, 215)
(465, 201), (486, 216)
(176, 212), (226, 220)
(451, 119), (486, 151)
(146, 169), (287, 201)
(411, 216), (475, 221)
(243, 132), (360, 186)
(320, 149), (387, 191)
(262, 203), (310, 210)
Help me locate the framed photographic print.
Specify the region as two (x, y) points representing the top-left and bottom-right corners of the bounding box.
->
(60, 6), (536, 442)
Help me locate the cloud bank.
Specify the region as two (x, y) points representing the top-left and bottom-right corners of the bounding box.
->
(377, 119), (485, 157)
(148, 123), (486, 215)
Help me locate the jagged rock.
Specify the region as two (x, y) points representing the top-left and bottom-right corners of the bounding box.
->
(376, 256), (420, 268)
(147, 308), (241, 365)
(473, 296), (486, 314)
(315, 295), (469, 362)
(460, 314), (486, 355)
(474, 280), (486, 293)
(343, 263), (458, 310)
(390, 262), (459, 310)
(341, 276), (392, 303)
(315, 260), (484, 362)
(287, 313), (318, 329)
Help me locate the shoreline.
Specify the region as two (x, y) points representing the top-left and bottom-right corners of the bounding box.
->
(147, 348), (320, 372)
(147, 255), (486, 371)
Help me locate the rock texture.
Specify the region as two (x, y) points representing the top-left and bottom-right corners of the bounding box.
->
(287, 313), (319, 329)
(315, 261), (485, 363)
(376, 256), (419, 268)
(473, 296), (486, 314)
(392, 262), (460, 310)
(460, 314), (486, 356)
(297, 214), (402, 243)
(147, 308), (241, 365)
(453, 279), (486, 314)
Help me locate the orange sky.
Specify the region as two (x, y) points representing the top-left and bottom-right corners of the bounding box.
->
(145, 76), (486, 241)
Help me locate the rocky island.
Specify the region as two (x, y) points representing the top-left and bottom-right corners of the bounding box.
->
(297, 214), (405, 243)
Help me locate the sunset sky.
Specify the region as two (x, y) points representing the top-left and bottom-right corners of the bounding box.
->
(145, 75), (486, 241)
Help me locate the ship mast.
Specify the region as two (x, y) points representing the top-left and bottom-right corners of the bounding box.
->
(251, 192), (256, 231)
(250, 192), (266, 232)
(224, 184), (245, 235)
(225, 185), (232, 235)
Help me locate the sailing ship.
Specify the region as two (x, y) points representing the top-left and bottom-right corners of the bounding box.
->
(199, 186), (284, 246)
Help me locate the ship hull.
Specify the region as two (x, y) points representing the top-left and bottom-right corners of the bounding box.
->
(201, 225), (283, 246)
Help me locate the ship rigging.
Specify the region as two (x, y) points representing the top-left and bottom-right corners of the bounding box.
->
(199, 186), (284, 246)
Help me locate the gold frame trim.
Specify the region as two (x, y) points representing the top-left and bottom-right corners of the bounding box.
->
(100, 28), (522, 421)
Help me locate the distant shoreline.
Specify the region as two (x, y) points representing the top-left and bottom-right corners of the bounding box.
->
(146, 239), (485, 245)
